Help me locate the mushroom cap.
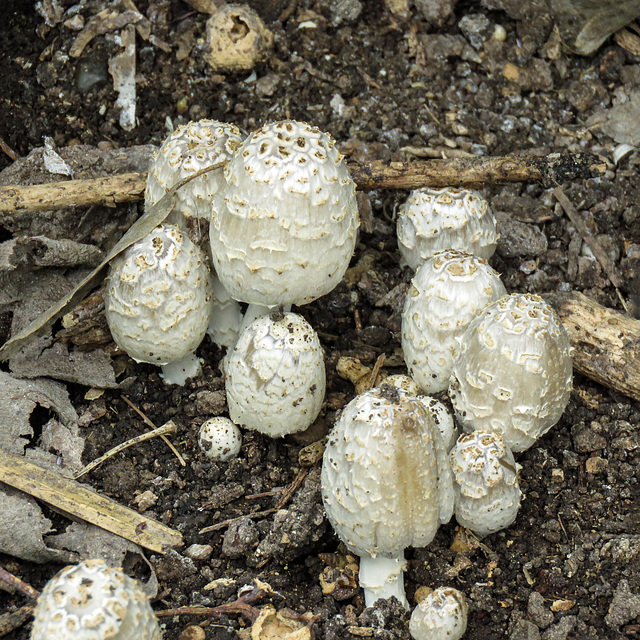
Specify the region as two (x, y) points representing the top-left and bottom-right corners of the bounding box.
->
(30, 559), (161, 640)
(104, 224), (213, 365)
(199, 416), (242, 461)
(450, 430), (521, 536)
(210, 120), (359, 306)
(402, 250), (506, 393)
(225, 311), (326, 437)
(449, 293), (573, 452)
(321, 385), (454, 559)
(145, 120), (244, 222)
(409, 586), (468, 640)
(397, 187), (498, 270)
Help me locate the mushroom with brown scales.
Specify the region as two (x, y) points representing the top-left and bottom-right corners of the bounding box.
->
(224, 311), (326, 437)
(449, 293), (573, 452)
(30, 559), (161, 640)
(210, 120), (359, 324)
(409, 586), (468, 640)
(104, 223), (213, 385)
(320, 384), (454, 609)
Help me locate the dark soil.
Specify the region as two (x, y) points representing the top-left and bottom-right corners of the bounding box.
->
(1, 1), (640, 639)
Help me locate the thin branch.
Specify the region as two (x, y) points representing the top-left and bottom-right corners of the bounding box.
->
(0, 153), (605, 216)
(0, 566), (39, 599)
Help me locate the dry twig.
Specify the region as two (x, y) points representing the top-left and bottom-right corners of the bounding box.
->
(0, 153), (605, 216)
(74, 420), (178, 479)
(0, 566), (39, 599)
(0, 603), (35, 638)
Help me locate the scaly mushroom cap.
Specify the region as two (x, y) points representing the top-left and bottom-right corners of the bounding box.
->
(402, 250), (506, 393)
(321, 385), (454, 559)
(199, 416), (242, 461)
(397, 187), (498, 270)
(30, 559), (161, 640)
(449, 293), (573, 452)
(409, 587), (468, 640)
(145, 120), (244, 221)
(105, 224), (212, 365)
(210, 120), (359, 306)
(225, 312), (326, 437)
(450, 430), (521, 536)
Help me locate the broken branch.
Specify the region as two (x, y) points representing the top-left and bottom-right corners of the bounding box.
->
(549, 291), (640, 403)
(0, 152), (605, 216)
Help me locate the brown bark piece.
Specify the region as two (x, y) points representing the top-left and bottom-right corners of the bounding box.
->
(550, 291), (640, 403)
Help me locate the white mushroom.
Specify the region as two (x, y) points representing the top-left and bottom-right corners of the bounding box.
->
(449, 293), (573, 452)
(199, 416), (242, 461)
(409, 587), (468, 640)
(450, 430), (521, 537)
(145, 120), (245, 350)
(145, 119), (244, 225)
(321, 385), (454, 609)
(402, 250), (506, 393)
(210, 120), (359, 320)
(104, 223), (213, 385)
(225, 311), (326, 437)
(397, 187), (498, 270)
(30, 559), (161, 640)
(381, 375), (458, 450)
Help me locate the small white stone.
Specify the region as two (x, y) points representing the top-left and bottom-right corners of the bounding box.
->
(31, 559), (161, 640)
(199, 417), (242, 461)
(397, 187), (498, 270)
(409, 586), (468, 640)
(450, 430), (521, 537)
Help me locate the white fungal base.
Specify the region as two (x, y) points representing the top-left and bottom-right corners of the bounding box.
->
(160, 352), (203, 386)
(359, 554), (409, 609)
(207, 275), (244, 349)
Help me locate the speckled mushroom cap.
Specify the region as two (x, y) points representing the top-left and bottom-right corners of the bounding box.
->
(145, 120), (244, 222)
(450, 430), (521, 537)
(30, 559), (161, 640)
(210, 120), (359, 306)
(409, 586), (468, 640)
(402, 250), (506, 393)
(396, 187), (498, 270)
(225, 311), (326, 437)
(104, 224), (212, 365)
(449, 293), (573, 452)
(321, 385), (454, 559)
(199, 417), (242, 461)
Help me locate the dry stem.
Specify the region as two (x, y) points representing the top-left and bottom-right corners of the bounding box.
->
(0, 152), (605, 215)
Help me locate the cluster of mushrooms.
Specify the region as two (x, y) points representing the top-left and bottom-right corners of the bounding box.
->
(30, 120), (573, 640)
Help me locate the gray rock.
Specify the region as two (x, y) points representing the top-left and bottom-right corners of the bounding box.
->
(541, 616), (577, 640)
(496, 212), (548, 258)
(511, 619), (541, 640)
(221, 517), (259, 559)
(605, 579), (640, 628)
(528, 591), (554, 629)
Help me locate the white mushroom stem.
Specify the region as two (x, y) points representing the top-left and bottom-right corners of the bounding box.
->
(359, 554), (409, 609)
(160, 353), (203, 386)
(240, 303), (292, 334)
(207, 275), (244, 349)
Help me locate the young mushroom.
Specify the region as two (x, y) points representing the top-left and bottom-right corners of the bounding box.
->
(225, 311), (326, 437)
(409, 587), (468, 640)
(199, 416), (242, 461)
(449, 293), (573, 452)
(402, 250), (506, 393)
(30, 559), (161, 640)
(321, 385), (454, 609)
(104, 223), (213, 385)
(210, 120), (359, 320)
(396, 187), (499, 270)
(450, 430), (521, 537)
(145, 119), (245, 349)
(145, 119), (244, 226)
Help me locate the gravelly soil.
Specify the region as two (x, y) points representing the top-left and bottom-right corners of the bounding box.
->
(1, 1), (640, 639)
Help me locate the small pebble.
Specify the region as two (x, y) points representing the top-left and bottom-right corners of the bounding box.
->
(184, 544), (213, 561)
